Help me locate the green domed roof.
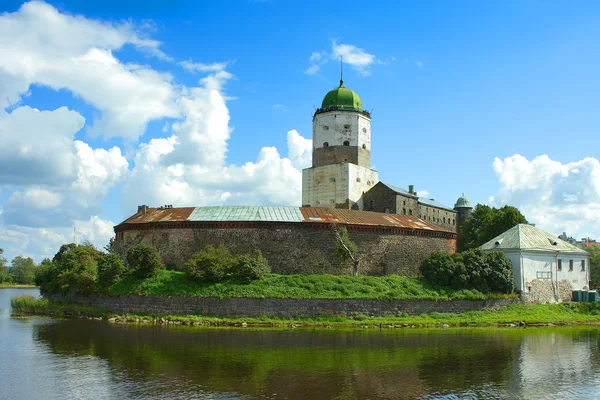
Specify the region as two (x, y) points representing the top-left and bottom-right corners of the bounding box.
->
(454, 194), (472, 209)
(321, 80), (362, 110)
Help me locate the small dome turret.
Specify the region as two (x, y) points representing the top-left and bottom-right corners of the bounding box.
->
(320, 80), (362, 110)
(454, 193), (472, 209)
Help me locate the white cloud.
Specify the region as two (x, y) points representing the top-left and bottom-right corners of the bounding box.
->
(0, 1), (312, 263)
(0, 1), (179, 140)
(306, 40), (378, 76)
(416, 190), (430, 197)
(491, 154), (600, 240)
(180, 60), (229, 73)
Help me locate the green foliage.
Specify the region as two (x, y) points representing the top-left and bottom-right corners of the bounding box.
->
(185, 244), (234, 282)
(11, 295), (109, 318)
(126, 244), (164, 278)
(35, 243), (103, 295)
(9, 255), (37, 284)
(0, 248), (12, 284)
(586, 244), (600, 288)
(420, 249), (513, 294)
(334, 227), (357, 263)
(458, 204), (527, 251)
(98, 253), (127, 288)
(232, 250), (271, 283)
(108, 269), (516, 301)
(104, 237), (118, 254)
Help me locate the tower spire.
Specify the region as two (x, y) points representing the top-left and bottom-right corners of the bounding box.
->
(340, 56), (343, 87)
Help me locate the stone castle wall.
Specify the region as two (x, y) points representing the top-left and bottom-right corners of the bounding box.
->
(50, 293), (518, 318)
(115, 222), (456, 276)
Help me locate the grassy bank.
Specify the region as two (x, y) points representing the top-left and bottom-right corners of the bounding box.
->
(11, 295), (600, 328)
(108, 270), (515, 301)
(0, 283), (38, 288)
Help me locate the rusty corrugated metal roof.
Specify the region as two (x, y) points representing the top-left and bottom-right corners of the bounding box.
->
(122, 207), (195, 224)
(118, 206), (453, 233)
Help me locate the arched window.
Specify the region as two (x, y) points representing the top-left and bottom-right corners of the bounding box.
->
(323, 142), (329, 147)
(343, 140), (350, 146)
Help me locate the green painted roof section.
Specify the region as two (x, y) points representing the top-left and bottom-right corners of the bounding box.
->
(480, 224), (588, 254)
(321, 81), (362, 109)
(188, 206), (304, 222)
(454, 194), (472, 208)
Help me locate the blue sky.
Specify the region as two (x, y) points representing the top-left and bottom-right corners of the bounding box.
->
(1, 0), (599, 261)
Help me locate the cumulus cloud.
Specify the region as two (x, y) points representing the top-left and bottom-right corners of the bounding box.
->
(0, 1), (312, 263)
(490, 154), (600, 240)
(0, 1), (179, 139)
(305, 40), (378, 76)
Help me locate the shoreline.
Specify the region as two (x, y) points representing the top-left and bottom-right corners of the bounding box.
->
(11, 295), (600, 330)
(0, 284), (38, 289)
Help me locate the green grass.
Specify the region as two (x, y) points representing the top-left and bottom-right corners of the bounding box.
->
(11, 295), (600, 328)
(108, 270), (515, 301)
(11, 295), (109, 318)
(0, 283), (37, 288)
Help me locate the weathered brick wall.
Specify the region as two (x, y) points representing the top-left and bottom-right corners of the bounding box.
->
(117, 223), (456, 276)
(50, 294), (519, 318)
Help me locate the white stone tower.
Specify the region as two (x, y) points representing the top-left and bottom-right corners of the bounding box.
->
(302, 77), (378, 209)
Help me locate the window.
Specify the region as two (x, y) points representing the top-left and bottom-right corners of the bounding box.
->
(402, 208), (406, 215)
(362, 127), (367, 133)
(356, 177), (361, 182)
(362, 144), (366, 149)
(582, 260), (586, 271)
(323, 142), (329, 147)
(403, 200), (406, 205)
(323, 125), (329, 130)
(558, 259), (562, 271)
(443, 217), (446, 223)
(344, 124), (350, 129)
(409, 209), (412, 216)
(569, 260), (574, 271)
(536, 271), (552, 280)
(343, 140), (350, 146)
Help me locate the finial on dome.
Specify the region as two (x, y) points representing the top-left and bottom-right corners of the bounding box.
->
(339, 56), (344, 87)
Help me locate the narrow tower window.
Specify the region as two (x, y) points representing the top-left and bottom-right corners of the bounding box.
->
(362, 144), (366, 149)
(362, 128), (367, 133)
(343, 140), (350, 146)
(323, 142), (329, 147)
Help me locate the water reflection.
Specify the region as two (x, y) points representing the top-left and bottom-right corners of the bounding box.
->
(2, 289), (600, 399)
(29, 321), (600, 399)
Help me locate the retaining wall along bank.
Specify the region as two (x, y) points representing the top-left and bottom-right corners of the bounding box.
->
(49, 294), (519, 318)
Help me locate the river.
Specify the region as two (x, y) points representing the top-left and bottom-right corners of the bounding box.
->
(2, 288), (600, 399)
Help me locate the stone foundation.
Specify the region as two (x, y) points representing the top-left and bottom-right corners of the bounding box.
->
(49, 294), (519, 318)
(522, 279), (573, 304)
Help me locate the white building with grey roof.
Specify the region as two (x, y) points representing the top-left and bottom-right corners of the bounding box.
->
(480, 224), (590, 303)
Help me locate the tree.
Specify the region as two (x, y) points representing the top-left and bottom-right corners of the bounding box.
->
(126, 244), (164, 278)
(458, 204), (527, 251)
(9, 256), (37, 284)
(185, 244), (233, 282)
(0, 248), (11, 284)
(333, 225), (359, 276)
(586, 244), (600, 288)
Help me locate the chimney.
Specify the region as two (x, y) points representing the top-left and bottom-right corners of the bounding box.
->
(408, 185), (414, 195)
(137, 205), (149, 215)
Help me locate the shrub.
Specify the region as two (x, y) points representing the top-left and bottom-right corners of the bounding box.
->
(126, 244), (164, 278)
(420, 249), (514, 294)
(232, 250), (271, 283)
(185, 244), (233, 282)
(420, 252), (461, 287)
(37, 243), (104, 294)
(98, 253), (127, 287)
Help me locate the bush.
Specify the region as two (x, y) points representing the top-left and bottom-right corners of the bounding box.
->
(185, 244), (233, 282)
(126, 244), (164, 278)
(420, 249), (513, 294)
(98, 253), (127, 287)
(35, 243), (103, 295)
(232, 250), (270, 283)
(420, 252), (461, 287)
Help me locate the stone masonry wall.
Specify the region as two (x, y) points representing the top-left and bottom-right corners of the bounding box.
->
(522, 279), (573, 304)
(51, 294), (519, 318)
(116, 222), (456, 276)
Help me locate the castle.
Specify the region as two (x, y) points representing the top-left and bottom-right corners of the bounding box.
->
(302, 78), (472, 232)
(114, 80), (472, 276)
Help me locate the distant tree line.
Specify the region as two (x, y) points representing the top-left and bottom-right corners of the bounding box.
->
(0, 248), (38, 285)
